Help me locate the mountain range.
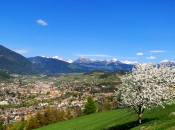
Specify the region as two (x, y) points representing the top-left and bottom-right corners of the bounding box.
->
(72, 57), (135, 72)
(0, 45), (175, 74)
(28, 56), (85, 74)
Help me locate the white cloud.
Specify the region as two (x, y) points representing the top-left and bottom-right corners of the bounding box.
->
(37, 19), (48, 26)
(150, 50), (165, 53)
(146, 56), (156, 59)
(14, 50), (28, 54)
(136, 52), (143, 56)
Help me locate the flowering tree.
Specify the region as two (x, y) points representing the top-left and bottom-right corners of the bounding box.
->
(116, 63), (175, 124)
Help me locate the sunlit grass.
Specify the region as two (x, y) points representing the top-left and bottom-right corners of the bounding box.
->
(35, 104), (175, 130)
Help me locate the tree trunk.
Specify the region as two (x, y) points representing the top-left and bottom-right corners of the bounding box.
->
(138, 113), (142, 124)
(138, 106), (143, 124)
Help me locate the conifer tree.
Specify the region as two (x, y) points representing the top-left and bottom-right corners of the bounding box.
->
(83, 96), (97, 115)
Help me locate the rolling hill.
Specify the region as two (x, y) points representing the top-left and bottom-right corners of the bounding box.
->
(0, 45), (39, 74)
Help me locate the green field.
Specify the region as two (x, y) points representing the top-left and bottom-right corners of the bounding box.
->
(35, 109), (126, 130)
(35, 104), (175, 130)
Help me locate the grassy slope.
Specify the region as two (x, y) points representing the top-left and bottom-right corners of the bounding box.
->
(132, 104), (175, 130)
(35, 109), (126, 130)
(35, 104), (175, 130)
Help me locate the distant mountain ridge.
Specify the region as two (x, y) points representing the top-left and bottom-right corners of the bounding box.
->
(28, 56), (85, 74)
(31, 56), (175, 73)
(73, 57), (120, 64)
(29, 56), (135, 72)
(72, 57), (134, 72)
(32, 56), (175, 72)
(27, 56), (135, 72)
(41, 56), (138, 65)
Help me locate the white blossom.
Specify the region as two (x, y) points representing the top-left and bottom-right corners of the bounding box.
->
(115, 63), (175, 123)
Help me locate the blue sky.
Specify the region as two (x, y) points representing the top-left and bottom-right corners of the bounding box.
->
(1, 0), (175, 63)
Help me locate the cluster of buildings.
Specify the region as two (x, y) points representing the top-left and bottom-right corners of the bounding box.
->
(0, 74), (117, 125)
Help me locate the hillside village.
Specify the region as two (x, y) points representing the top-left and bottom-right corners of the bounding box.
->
(0, 71), (121, 126)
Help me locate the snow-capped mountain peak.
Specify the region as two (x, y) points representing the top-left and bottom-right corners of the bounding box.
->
(73, 57), (92, 63)
(41, 55), (50, 58)
(121, 60), (138, 65)
(79, 57), (91, 61)
(160, 60), (175, 63)
(160, 59), (169, 63)
(104, 59), (110, 63)
(41, 55), (73, 63)
(52, 56), (65, 61)
(67, 59), (73, 63)
(111, 58), (118, 62)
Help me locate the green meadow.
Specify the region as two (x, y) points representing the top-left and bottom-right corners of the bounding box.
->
(35, 104), (175, 130)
